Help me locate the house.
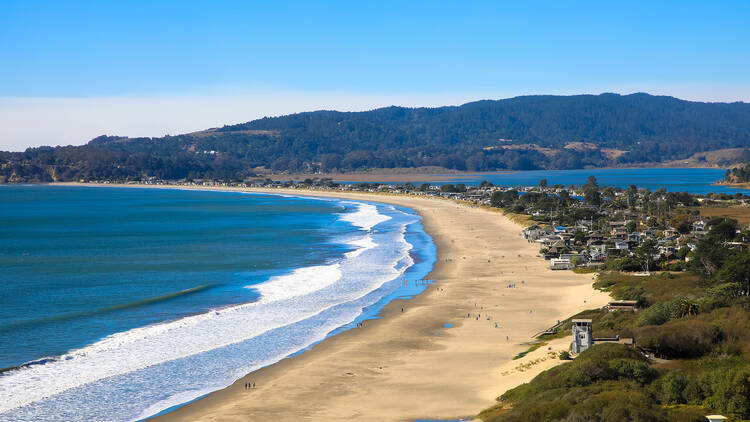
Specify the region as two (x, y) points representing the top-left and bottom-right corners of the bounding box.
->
(664, 227), (679, 238)
(610, 227), (628, 238)
(547, 241), (567, 255)
(550, 258), (574, 270)
(614, 241), (629, 251)
(560, 253), (581, 262)
(587, 238), (605, 247)
(588, 247), (607, 262)
(523, 226), (552, 241)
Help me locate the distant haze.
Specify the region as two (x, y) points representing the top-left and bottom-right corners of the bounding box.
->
(1, 86), (749, 152)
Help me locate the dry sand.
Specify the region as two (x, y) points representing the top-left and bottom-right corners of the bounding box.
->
(59, 184), (610, 421)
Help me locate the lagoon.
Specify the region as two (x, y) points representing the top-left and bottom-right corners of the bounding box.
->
(348, 168), (746, 195)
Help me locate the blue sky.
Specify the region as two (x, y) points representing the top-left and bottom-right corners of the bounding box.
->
(1, 0), (749, 150)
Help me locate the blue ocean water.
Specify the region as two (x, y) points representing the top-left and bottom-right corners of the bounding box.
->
(349, 168), (748, 195)
(0, 186), (435, 422)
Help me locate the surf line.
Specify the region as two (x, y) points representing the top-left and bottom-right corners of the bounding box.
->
(0, 284), (216, 338)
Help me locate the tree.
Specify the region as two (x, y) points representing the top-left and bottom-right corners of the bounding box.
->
(490, 191), (503, 207)
(539, 179), (548, 188)
(704, 368), (750, 417)
(690, 239), (729, 278)
(584, 175), (599, 189)
(627, 184), (638, 209)
(584, 187), (601, 206)
(319, 153), (341, 171)
(559, 190), (571, 205)
(636, 239), (658, 272)
(716, 251), (750, 295)
(626, 221), (637, 232)
(440, 184), (457, 193)
(707, 218), (738, 243)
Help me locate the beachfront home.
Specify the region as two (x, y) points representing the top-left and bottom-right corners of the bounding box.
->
(571, 319), (593, 354)
(588, 247), (607, 262)
(523, 226), (552, 242)
(550, 258), (574, 270)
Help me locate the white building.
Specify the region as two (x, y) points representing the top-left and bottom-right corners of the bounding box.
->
(572, 319), (593, 354)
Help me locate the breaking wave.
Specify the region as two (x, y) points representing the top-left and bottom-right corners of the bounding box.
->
(0, 196), (433, 422)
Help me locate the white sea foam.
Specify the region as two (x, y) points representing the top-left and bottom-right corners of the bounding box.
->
(338, 202), (391, 231)
(344, 234), (377, 258)
(254, 264), (343, 303)
(132, 387), (218, 422)
(0, 200), (421, 421)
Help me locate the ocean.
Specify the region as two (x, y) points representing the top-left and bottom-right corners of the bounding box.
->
(0, 186), (435, 421)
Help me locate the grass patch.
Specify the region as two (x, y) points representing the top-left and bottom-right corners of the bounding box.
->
(573, 267), (597, 274)
(502, 211), (537, 228)
(690, 205), (750, 226)
(513, 342), (547, 360)
(538, 329), (570, 341)
(594, 271), (705, 304)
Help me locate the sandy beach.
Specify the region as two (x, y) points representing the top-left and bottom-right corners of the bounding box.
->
(60, 184), (610, 421)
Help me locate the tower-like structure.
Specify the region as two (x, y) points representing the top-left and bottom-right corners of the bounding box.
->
(571, 319), (593, 354)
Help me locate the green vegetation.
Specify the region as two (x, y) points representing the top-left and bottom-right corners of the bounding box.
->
(725, 161), (750, 183)
(480, 220), (750, 421)
(3, 93), (750, 182)
(513, 342), (547, 360)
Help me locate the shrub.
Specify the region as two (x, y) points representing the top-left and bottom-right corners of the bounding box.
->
(663, 261), (686, 271)
(649, 371), (689, 404)
(636, 320), (720, 358)
(707, 282), (742, 305)
(638, 302), (671, 326)
(606, 257), (643, 271)
(702, 368), (750, 417)
(619, 285), (647, 307)
(564, 390), (666, 422)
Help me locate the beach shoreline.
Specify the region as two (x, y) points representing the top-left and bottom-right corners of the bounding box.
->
(53, 183), (611, 421)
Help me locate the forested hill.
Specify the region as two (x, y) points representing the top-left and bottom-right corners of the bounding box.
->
(3, 93), (750, 182)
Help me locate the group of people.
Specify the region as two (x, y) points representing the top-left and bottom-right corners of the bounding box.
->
(244, 381), (255, 390)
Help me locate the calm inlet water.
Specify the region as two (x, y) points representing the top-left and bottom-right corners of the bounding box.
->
(350, 168), (747, 195)
(0, 186), (435, 421)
